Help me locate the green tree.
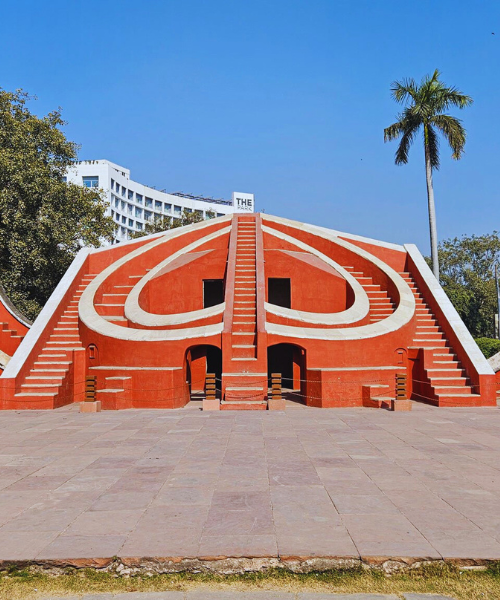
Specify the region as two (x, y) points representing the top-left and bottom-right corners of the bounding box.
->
(384, 70), (473, 280)
(0, 89), (114, 320)
(436, 232), (500, 338)
(130, 208), (216, 239)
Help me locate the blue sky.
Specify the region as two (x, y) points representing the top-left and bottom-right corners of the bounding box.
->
(1, 0), (499, 252)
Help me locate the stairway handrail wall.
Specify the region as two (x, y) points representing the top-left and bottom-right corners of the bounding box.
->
(2, 248), (91, 381)
(404, 244), (494, 390)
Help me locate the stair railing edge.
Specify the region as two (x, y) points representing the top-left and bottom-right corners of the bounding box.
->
(404, 244), (494, 382)
(2, 248), (91, 381)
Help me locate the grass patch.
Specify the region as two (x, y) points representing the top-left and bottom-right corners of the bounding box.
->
(0, 563), (499, 599)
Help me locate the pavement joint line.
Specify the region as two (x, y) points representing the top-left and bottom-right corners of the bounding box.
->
(0, 403), (499, 569)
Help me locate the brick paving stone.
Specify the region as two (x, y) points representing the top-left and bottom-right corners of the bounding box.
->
(0, 404), (500, 563)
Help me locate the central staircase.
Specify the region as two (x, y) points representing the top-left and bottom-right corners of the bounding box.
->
(221, 215), (267, 410)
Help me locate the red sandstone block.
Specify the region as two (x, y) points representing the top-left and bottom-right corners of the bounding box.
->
(80, 401), (102, 413)
(391, 399), (412, 411)
(203, 398), (220, 411)
(268, 398), (286, 411)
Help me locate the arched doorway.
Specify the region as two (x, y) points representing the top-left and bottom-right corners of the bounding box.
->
(267, 343), (306, 398)
(185, 345), (222, 397)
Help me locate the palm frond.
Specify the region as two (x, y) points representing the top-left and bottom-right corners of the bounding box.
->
(431, 114), (467, 159)
(426, 124), (440, 169)
(395, 127), (418, 165)
(384, 120), (403, 142)
(390, 78), (418, 104)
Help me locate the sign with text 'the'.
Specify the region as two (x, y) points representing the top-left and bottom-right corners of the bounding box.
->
(232, 192), (255, 213)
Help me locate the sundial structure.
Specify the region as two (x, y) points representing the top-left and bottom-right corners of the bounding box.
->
(0, 214), (495, 410)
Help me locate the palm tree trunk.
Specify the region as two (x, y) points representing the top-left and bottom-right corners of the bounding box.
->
(424, 136), (440, 281)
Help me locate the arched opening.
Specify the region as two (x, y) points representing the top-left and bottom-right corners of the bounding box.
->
(185, 345), (222, 399)
(267, 343), (306, 403)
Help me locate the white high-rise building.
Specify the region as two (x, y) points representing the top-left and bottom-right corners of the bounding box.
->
(65, 160), (254, 243)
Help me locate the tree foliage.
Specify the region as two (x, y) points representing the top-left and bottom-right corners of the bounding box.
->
(475, 337), (500, 359)
(436, 232), (500, 338)
(384, 70), (473, 167)
(384, 70), (473, 280)
(0, 89), (114, 320)
(130, 208), (216, 239)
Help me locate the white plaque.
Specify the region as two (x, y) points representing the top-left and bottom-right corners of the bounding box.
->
(232, 192), (254, 213)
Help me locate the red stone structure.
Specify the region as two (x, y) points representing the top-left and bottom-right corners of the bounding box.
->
(0, 285), (30, 374)
(0, 214), (495, 410)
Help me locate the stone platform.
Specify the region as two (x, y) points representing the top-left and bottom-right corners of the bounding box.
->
(0, 402), (499, 568)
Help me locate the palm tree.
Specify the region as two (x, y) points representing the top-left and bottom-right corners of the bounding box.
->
(384, 70), (472, 281)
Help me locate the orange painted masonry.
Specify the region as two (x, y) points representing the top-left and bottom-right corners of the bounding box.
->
(0, 213), (495, 410)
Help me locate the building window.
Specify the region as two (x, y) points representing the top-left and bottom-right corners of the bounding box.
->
(155, 200), (162, 211)
(185, 208), (192, 213)
(127, 189), (133, 200)
(111, 179), (114, 190)
(82, 176), (99, 188)
(268, 278), (291, 308)
(121, 200), (126, 210)
(135, 207), (142, 218)
(206, 211), (215, 219)
(174, 205), (182, 216)
(145, 197), (153, 208)
(195, 210), (203, 217)
(114, 197), (119, 208)
(128, 204), (133, 214)
(121, 187), (126, 197)
(128, 219), (134, 227)
(121, 226), (126, 235)
(164, 203), (172, 213)
(217, 213), (224, 217)
(136, 193), (143, 204)
(144, 210), (152, 220)
(203, 280), (224, 308)
(115, 184), (120, 194)
(136, 222), (143, 231)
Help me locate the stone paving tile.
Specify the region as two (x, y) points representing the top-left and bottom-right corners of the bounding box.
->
(0, 404), (499, 563)
(199, 533), (278, 557)
(402, 596), (458, 600)
(37, 534), (127, 559)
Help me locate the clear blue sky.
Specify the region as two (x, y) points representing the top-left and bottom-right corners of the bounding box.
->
(2, 0), (499, 252)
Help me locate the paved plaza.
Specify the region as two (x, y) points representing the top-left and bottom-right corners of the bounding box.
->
(0, 402), (500, 565)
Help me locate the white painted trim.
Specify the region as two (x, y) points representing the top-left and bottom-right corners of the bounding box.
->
(90, 213), (232, 254)
(3, 248), (91, 378)
(262, 219), (415, 340)
(262, 214), (405, 252)
(262, 225), (369, 325)
(405, 244), (494, 376)
(0, 287), (31, 328)
(125, 228), (229, 326)
(79, 222), (230, 341)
